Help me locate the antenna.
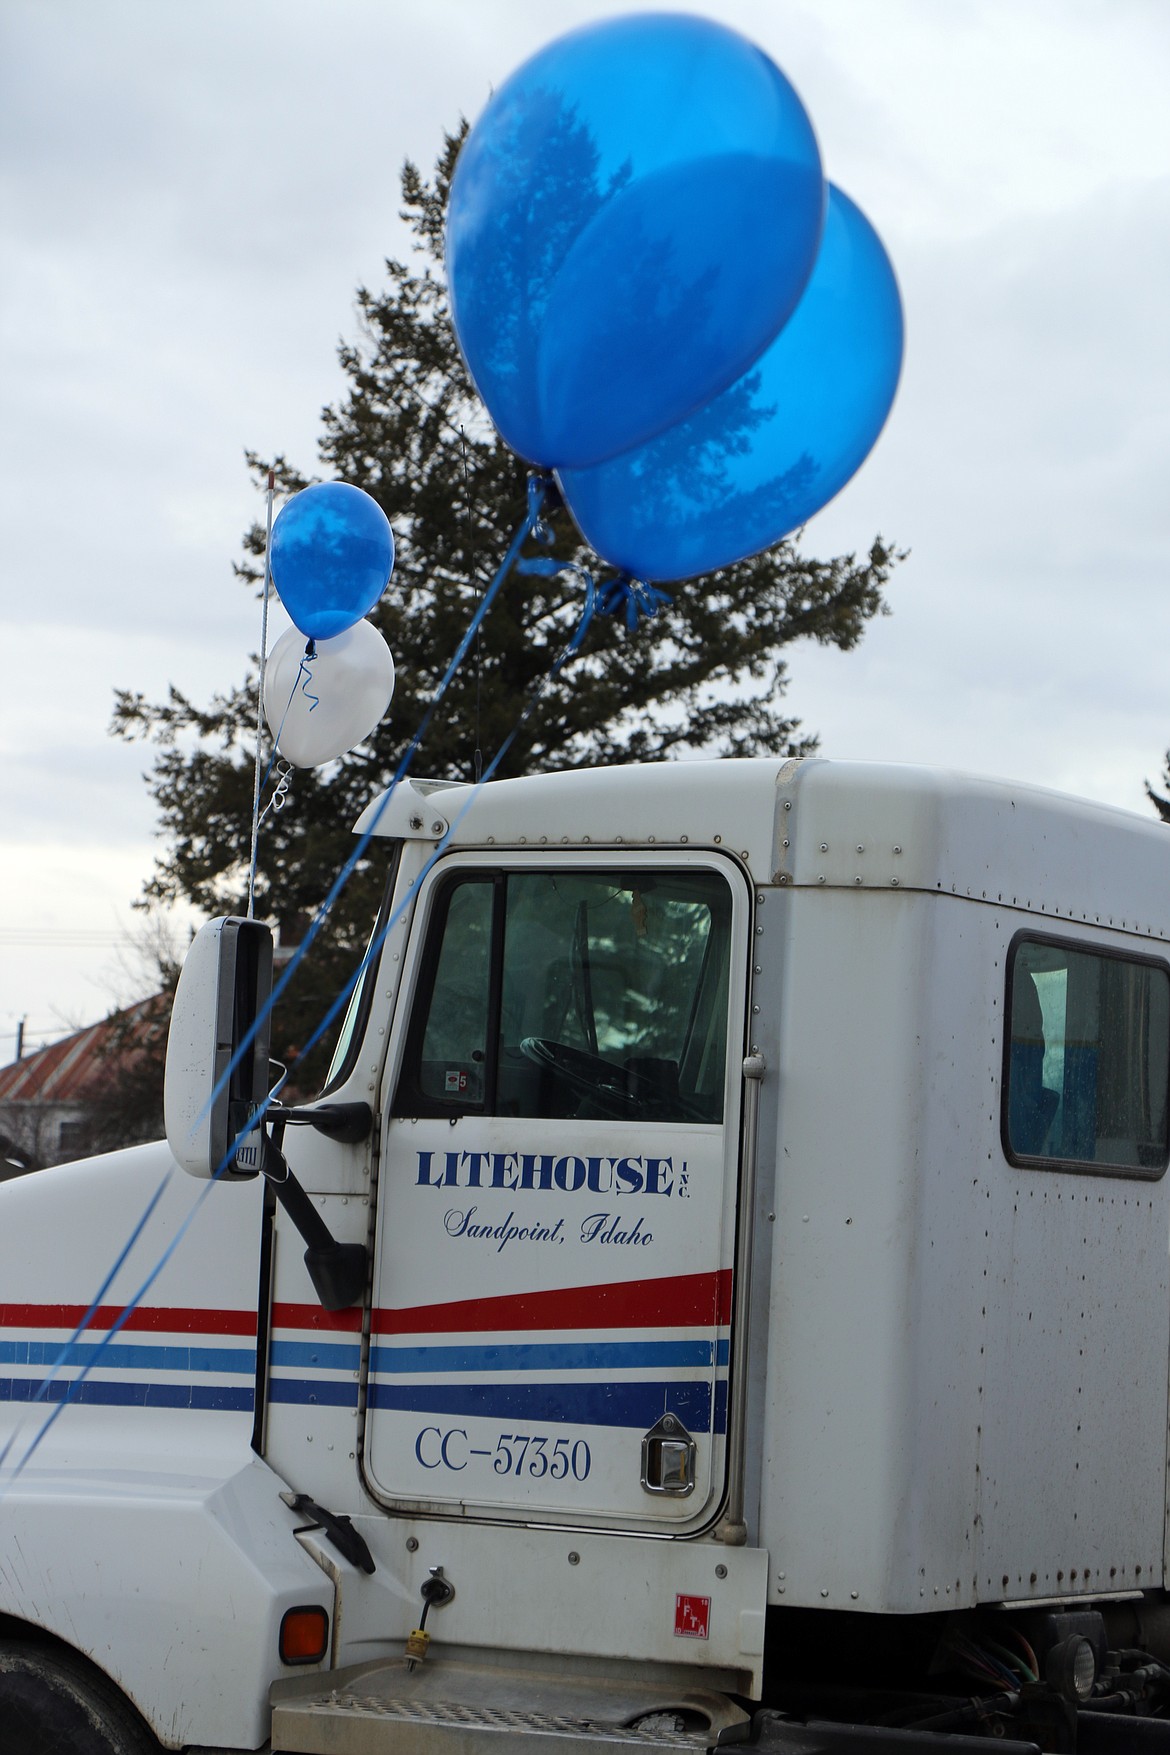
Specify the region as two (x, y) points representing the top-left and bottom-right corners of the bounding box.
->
(247, 471), (277, 920)
(460, 427), (483, 784)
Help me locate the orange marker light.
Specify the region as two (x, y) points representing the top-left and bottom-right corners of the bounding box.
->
(279, 1604), (330, 1666)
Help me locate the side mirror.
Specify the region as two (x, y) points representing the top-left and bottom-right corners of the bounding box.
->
(164, 916), (274, 1179)
(164, 914), (370, 1309)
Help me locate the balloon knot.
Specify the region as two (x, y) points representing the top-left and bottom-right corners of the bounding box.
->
(526, 471), (556, 539)
(597, 574), (672, 631)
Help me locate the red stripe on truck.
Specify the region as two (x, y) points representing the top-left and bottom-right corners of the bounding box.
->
(274, 1269), (732, 1337)
(0, 1303), (257, 1336)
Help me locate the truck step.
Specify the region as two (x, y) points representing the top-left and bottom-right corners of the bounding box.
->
(270, 1655), (750, 1754)
(273, 1692), (716, 1752)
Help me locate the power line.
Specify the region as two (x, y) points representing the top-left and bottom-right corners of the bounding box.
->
(0, 930), (128, 947)
(0, 1024), (82, 1045)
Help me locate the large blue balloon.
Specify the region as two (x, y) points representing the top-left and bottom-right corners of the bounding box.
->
(557, 186), (904, 582)
(269, 483), (395, 641)
(447, 13), (824, 471)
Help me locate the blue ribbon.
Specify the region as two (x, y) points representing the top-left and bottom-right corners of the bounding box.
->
(289, 564), (596, 1069)
(597, 572), (673, 631)
(0, 1166), (174, 1481)
(1, 475), (578, 1492)
(202, 473), (554, 1136)
(518, 556), (671, 633)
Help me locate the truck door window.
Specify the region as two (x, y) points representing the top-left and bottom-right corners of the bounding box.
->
(412, 876), (495, 1107)
(397, 867), (731, 1123)
(1004, 935), (1170, 1176)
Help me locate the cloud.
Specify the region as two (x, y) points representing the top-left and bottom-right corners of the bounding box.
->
(2, 0), (1168, 1028)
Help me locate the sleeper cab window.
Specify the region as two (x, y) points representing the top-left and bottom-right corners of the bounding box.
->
(1003, 933), (1170, 1178)
(395, 866), (732, 1124)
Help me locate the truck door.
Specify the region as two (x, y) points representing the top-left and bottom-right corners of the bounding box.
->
(363, 849), (750, 1533)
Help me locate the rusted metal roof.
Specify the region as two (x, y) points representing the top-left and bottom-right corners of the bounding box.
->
(0, 998), (164, 1103)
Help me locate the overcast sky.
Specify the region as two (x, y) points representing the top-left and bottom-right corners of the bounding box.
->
(2, 0), (1168, 1056)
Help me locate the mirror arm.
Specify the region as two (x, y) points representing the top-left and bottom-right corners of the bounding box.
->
(259, 1131), (368, 1312)
(267, 1101), (372, 1144)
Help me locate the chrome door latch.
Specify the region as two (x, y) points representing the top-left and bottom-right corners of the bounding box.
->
(641, 1413), (696, 1495)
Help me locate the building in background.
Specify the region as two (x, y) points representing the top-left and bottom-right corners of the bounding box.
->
(0, 996), (169, 1178)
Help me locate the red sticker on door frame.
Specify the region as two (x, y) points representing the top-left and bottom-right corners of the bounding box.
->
(674, 1594), (711, 1639)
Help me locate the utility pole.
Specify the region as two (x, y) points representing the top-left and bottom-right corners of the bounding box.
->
(15, 1017), (24, 1061)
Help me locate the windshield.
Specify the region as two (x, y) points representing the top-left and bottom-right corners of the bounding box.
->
(320, 849), (400, 1094)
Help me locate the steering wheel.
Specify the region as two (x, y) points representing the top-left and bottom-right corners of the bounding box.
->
(519, 1038), (642, 1117)
(519, 1038), (712, 1122)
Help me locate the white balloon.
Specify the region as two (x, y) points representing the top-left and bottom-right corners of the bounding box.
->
(263, 619), (395, 767)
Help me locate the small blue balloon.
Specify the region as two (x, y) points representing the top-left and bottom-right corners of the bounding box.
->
(447, 13), (824, 470)
(557, 185), (904, 582)
(269, 483), (395, 641)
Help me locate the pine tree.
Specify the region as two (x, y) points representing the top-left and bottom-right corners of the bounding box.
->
(113, 130), (902, 1092)
(1147, 762), (1170, 825)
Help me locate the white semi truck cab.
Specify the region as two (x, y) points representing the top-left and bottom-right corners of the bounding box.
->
(5, 756), (1170, 1754)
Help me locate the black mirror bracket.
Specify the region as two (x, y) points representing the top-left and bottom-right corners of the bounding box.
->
(267, 1101), (372, 1144)
(257, 1128), (368, 1312)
